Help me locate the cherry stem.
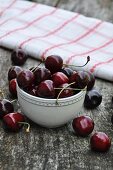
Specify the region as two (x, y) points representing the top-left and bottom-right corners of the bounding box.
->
(30, 67), (36, 72)
(63, 56), (90, 68)
(56, 82), (87, 105)
(11, 99), (17, 103)
(55, 87), (86, 91)
(30, 60), (43, 72)
(38, 60), (43, 66)
(56, 82), (76, 105)
(0, 89), (5, 99)
(18, 122), (30, 132)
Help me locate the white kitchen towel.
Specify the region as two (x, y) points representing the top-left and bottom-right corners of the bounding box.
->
(0, 0), (113, 81)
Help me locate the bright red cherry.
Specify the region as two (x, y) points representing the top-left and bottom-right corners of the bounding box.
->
(90, 132), (111, 152)
(52, 72), (69, 87)
(3, 112), (25, 132)
(11, 48), (28, 66)
(8, 66), (23, 81)
(9, 78), (17, 97)
(34, 67), (51, 85)
(56, 83), (74, 98)
(36, 80), (55, 99)
(72, 115), (94, 137)
(17, 70), (34, 89)
(45, 55), (63, 73)
(0, 99), (14, 118)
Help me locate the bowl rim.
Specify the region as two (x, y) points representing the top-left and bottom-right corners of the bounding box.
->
(17, 82), (86, 103)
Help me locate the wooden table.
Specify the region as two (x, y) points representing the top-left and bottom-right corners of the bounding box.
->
(0, 0), (113, 169)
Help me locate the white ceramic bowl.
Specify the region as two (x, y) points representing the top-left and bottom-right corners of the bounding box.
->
(17, 84), (86, 128)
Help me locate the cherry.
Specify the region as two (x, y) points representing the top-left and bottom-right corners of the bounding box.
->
(55, 83), (74, 98)
(69, 71), (89, 89)
(34, 67), (51, 85)
(52, 72), (69, 87)
(86, 71), (95, 91)
(84, 88), (102, 109)
(11, 48), (28, 66)
(0, 99), (14, 118)
(3, 112), (25, 132)
(17, 70), (35, 89)
(60, 67), (74, 78)
(69, 71), (78, 86)
(26, 85), (37, 96)
(90, 132), (111, 152)
(72, 115), (94, 137)
(36, 80), (55, 99)
(8, 66), (23, 81)
(9, 78), (17, 97)
(45, 55), (63, 73)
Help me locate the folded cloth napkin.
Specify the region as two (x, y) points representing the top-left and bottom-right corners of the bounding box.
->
(0, 0), (113, 81)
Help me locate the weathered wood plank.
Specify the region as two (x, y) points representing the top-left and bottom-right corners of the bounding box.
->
(0, 0), (113, 170)
(0, 44), (113, 170)
(33, 0), (59, 7)
(35, 0), (113, 22)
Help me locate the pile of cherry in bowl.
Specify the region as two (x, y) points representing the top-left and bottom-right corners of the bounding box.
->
(0, 49), (112, 152)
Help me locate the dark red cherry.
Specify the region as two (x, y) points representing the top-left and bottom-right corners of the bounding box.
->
(77, 70), (89, 89)
(17, 70), (34, 89)
(9, 78), (17, 97)
(8, 66), (23, 81)
(56, 83), (74, 98)
(3, 112), (25, 132)
(36, 80), (55, 99)
(86, 71), (95, 91)
(11, 48), (28, 66)
(84, 88), (102, 109)
(45, 55), (63, 73)
(60, 67), (74, 78)
(90, 132), (111, 152)
(69, 71), (78, 86)
(69, 71), (89, 89)
(52, 72), (69, 87)
(72, 115), (94, 137)
(27, 85), (37, 96)
(0, 99), (14, 118)
(34, 67), (51, 85)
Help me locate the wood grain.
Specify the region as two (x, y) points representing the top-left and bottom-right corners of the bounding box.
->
(0, 0), (113, 170)
(35, 0), (113, 22)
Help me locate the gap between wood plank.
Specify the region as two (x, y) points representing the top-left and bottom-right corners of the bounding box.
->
(54, 0), (61, 7)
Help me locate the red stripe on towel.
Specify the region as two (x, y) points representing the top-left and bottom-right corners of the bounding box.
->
(0, 0), (16, 16)
(0, 8), (57, 40)
(41, 21), (103, 59)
